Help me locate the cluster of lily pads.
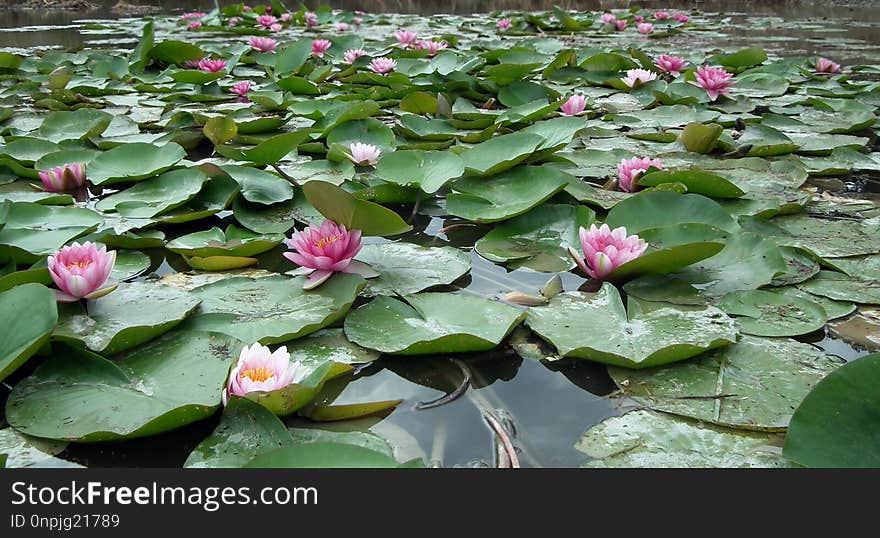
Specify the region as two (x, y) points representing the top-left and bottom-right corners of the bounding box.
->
(0, 3), (878, 468)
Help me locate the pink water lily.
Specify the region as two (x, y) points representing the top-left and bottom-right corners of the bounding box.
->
(418, 40), (448, 56)
(345, 142), (381, 166)
(816, 57), (841, 74)
(674, 13), (689, 23)
(48, 242), (117, 302)
(336, 22), (350, 32)
(187, 21), (202, 30)
(249, 36), (277, 52)
(311, 39), (331, 57)
(600, 13), (616, 24)
(39, 162), (86, 192)
(693, 65), (734, 101)
(615, 19), (628, 31)
(269, 23), (282, 32)
(656, 54), (686, 76)
(394, 29), (419, 48)
(256, 14), (277, 29)
(621, 68), (658, 88)
(280, 13), (292, 22)
(181, 12), (206, 20)
(183, 59), (201, 69)
(228, 17), (241, 26)
(560, 94), (587, 116)
(354, 17), (363, 25)
(284, 220), (377, 289)
(617, 156), (663, 192)
(305, 11), (318, 27)
(638, 22), (654, 34)
(229, 80), (251, 97)
(497, 18), (511, 30)
(198, 58), (227, 72)
(242, 5), (251, 11)
(654, 11), (671, 20)
(343, 48), (367, 63)
(568, 224), (648, 281)
(369, 57), (397, 74)
(634, 15), (645, 23)
(223, 343), (305, 405)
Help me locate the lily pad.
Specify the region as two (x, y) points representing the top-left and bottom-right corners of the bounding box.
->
(95, 167), (209, 217)
(0, 284), (57, 382)
(89, 142), (186, 186)
(459, 132), (545, 176)
(302, 180), (412, 236)
(718, 290), (827, 336)
(355, 242), (471, 296)
(374, 150), (464, 194)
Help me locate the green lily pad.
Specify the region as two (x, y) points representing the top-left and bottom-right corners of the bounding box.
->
(111, 250), (151, 281)
(244, 442), (408, 468)
(374, 150), (464, 194)
(609, 335), (841, 431)
(53, 281), (202, 355)
(354, 242), (471, 296)
(38, 109), (112, 143)
(525, 283), (738, 368)
(88, 142), (186, 186)
(166, 224), (283, 258)
(219, 165), (293, 205)
(797, 270), (880, 305)
(6, 331), (240, 442)
(95, 167), (209, 217)
(718, 290), (828, 337)
(302, 180), (412, 236)
(638, 169), (745, 198)
(459, 132), (545, 176)
(0, 284), (57, 382)
(0, 202), (103, 263)
(770, 214), (880, 258)
(0, 428), (78, 468)
(186, 273), (365, 345)
(605, 191), (739, 234)
(344, 293), (525, 355)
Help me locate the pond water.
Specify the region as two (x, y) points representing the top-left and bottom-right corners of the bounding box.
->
(1, 1), (878, 468)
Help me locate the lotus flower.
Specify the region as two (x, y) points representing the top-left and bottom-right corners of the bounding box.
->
(187, 21), (202, 30)
(621, 68), (658, 88)
(816, 57), (841, 74)
(560, 94), (587, 116)
(284, 220), (377, 289)
(229, 80), (251, 97)
(280, 13), (292, 22)
(47, 242), (117, 302)
(343, 48), (367, 63)
(256, 14), (277, 29)
(638, 22), (654, 34)
(656, 54), (686, 76)
(674, 13), (689, 23)
(654, 11), (671, 20)
(228, 17), (241, 26)
(418, 40), (448, 56)
(249, 36), (277, 52)
(615, 19), (628, 31)
(305, 11), (318, 27)
(311, 39), (331, 57)
(394, 29), (419, 48)
(601, 13), (616, 24)
(224, 343), (305, 405)
(39, 162), (86, 192)
(497, 18), (511, 30)
(370, 57), (397, 74)
(198, 58), (227, 72)
(693, 65), (734, 101)
(182, 12), (206, 20)
(344, 142), (381, 165)
(568, 224), (648, 280)
(617, 156), (663, 192)
(336, 22), (350, 32)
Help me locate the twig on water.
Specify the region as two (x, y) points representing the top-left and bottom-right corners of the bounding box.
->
(271, 164), (301, 187)
(416, 358), (471, 410)
(483, 411), (520, 468)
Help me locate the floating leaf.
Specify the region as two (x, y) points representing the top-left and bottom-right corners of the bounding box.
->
(355, 242), (471, 296)
(302, 180), (412, 236)
(0, 284), (57, 382)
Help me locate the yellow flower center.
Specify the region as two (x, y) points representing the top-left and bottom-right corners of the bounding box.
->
(68, 260), (93, 270)
(314, 234), (341, 249)
(239, 367), (275, 383)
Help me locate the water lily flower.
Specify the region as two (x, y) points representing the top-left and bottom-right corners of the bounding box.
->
(634, 15), (645, 23)
(343, 48), (368, 63)
(311, 39), (331, 57)
(249, 36), (277, 52)
(242, 5), (251, 11)
(656, 54), (686, 76)
(617, 156), (664, 192)
(560, 94), (587, 116)
(654, 11), (671, 20)
(198, 58), (227, 72)
(816, 57), (841, 74)
(344, 142), (381, 166)
(256, 14), (277, 29)
(305, 11), (318, 27)
(264, 6), (272, 13)
(224, 343), (305, 405)
(369, 57), (397, 74)
(187, 21), (202, 30)
(336, 22), (350, 32)
(621, 68), (658, 88)
(284, 220), (376, 289)
(181, 12), (206, 20)
(638, 22), (654, 34)
(394, 29), (419, 48)
(601, 13), (616, 24)
(498, 18), (511, 30)
(418, 40), (448, 56)
(183, 59), (202, 69)
(48, 242), (117, 302)
(615, 19), (628, 31)
(228, 17), (241, 26)
(354, 17), (363, 25)
(39, 162), (86, 192)
(693, 65), (734, 101)
(269, 23), (282, 32)
(229, 80), (251, 97)
(280, 13), (292, 22)
(568, 224), (648, 281)
(674, 13), (689, 23)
